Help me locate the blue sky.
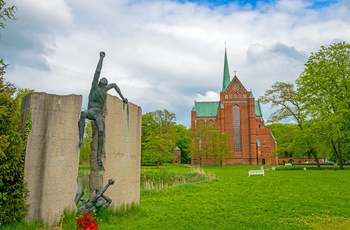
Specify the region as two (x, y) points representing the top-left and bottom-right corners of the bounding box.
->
(1, 0), (350, 127)
(182, 0), (336, 8)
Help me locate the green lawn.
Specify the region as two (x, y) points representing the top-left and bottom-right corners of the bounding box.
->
(103, 164), (350, 230)
(4, 164), (350, 229)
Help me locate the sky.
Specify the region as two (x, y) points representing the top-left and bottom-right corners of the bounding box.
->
(1, 0), (350, 127)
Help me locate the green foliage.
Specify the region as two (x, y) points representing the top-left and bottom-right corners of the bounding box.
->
(15, 88), (34, 120)
(0, 0), (16, 29)
(141, 109), (177, 167)
(4, 164), (350, 229)
(259, 82), (306, 127)
(175, 124), (191, 164)
(0, 76), (28, 225)
(190, 125), (233, 165)
(297, 42), (350, 168)
(141, 165), (215, 190)
(268, 123), (300, 157)
(79, 120), (92, 164)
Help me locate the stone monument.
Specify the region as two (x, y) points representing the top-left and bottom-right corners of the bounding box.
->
(21, 93), (82, 225)
(21, 52), (141, 226)
(77, 51), (141, 211)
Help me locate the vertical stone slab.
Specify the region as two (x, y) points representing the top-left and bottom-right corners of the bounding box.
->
(21, 92), (82, 225)
(103, 94), (141, 208)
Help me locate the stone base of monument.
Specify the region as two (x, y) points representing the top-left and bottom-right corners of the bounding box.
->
(21, 93), (141, 226)
(89, 94), (141, 208)
(21, 93), (82, 225)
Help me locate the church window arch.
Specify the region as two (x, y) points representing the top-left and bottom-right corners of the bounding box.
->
(233, 105), (241, 151)
(234, 93), (238, 99)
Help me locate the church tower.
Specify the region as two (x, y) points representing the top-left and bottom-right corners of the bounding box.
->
(191, 49), (277, 165)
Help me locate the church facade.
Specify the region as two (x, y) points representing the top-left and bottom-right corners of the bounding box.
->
(191, 49), (277, 165)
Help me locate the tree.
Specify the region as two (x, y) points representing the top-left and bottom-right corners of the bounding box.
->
(15, 88), (34, 119)
(141, 109), (177, 167)
(267, 123), (300, 157)
(0, 1), (28, 225)
(296, 42), (350, 169)
(0, 0), (16, 30)
(0, 77), (29, 225)
(190, 125), (233, 165)
(213, 130), (233, 165)
(175, 124), (191, 164)
(260, 82), (322, 169)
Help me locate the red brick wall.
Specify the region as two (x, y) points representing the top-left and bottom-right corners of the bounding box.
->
(191, 81), (277, 165)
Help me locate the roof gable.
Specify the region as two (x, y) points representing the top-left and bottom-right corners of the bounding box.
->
(223, 75), (248, 93)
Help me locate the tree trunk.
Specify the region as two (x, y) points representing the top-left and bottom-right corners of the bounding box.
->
(309, 147), (321, 170)
(337, 142), (344, 170)
(331, 140), (344, 170)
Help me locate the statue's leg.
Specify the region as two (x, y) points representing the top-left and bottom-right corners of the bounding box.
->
(78, 111), (87, 146)
(95, 116), (104, 167)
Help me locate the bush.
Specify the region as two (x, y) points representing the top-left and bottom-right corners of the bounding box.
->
(0, 76), (28, 225)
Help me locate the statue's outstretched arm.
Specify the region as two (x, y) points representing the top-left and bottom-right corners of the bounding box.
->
(107, 83), (128, 104)
(98, 179), (115, 195)
(101, 194), (112, 208)
(92, 51), (105, 86)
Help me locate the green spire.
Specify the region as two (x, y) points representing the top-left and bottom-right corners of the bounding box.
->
(222, 48), (231, 92)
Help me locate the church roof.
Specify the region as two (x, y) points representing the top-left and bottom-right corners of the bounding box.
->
(255, 100), (262, 117)
(192, 101), (219, 117)
(193, 100), (262, 117)
(222, 48), (231, 92)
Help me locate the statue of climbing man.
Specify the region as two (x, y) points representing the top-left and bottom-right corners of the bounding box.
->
(79, 51), (128, 167)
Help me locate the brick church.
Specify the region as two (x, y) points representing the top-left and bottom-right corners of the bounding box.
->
(191, 49), (277, 165)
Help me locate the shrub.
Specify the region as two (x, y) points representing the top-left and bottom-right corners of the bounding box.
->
(0, 76), (28, 225)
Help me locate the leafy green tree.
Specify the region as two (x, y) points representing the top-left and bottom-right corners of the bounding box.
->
(0, 77), (28, 225)
(267, 123), (300, 157)
(0, 1), (28, 225)
(175, 124), (191, 164)
(213, 130), (233, 165)
(190, 125), (233, 165)
(190, 126), (204, 165)
(260, 82), (306, 128)
(296, 42), (350, 169)
(260, 82), (322, 169)
(0, 0), (16, 30)
(141, 109), (177, 167)
(15, 88), (34, 119)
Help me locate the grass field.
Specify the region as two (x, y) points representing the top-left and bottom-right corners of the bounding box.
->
(4, 164), (350, 229)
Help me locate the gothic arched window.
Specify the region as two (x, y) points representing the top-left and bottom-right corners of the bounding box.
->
(233, 105), (241, 151)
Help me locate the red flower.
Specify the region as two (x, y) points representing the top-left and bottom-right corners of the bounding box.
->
(76, 212), (98, 230)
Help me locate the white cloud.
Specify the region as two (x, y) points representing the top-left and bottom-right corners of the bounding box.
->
(194, 91), (220, 101)
(1, 0), (350, 127)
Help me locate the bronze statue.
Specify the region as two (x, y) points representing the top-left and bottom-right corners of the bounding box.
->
(78, 51), (128, 167)
(75, 179), (115, 214)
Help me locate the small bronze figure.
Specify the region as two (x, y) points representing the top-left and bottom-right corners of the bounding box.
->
(75, 178), (115, 214)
